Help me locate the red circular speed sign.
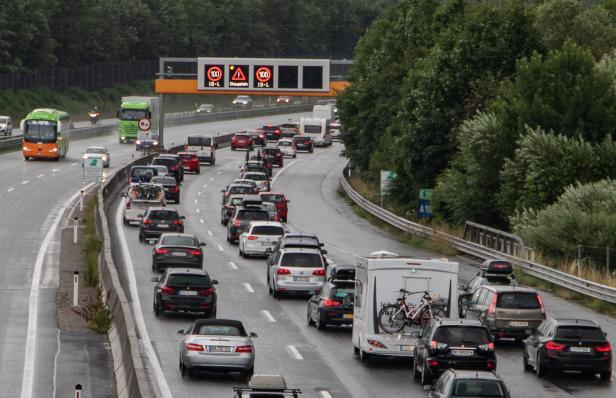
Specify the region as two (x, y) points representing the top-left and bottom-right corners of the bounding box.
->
(207, 66), (223, 82)
(255, 66), (272, 83)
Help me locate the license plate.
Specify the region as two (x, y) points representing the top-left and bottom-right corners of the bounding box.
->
(158, 224), (169, 228)
(178, 290), (198, 296)
(509, 321), (528, 327)
(452, 349), (474, 356)
(569, 346), (591, 353)
(183, 166), (190, 170)
(400, 345), (414, 351)
(208, 346), (231, 352)
(343, 314), (353, 319)
(172, 252), (187, 257)
(293, 276), (309, 282)
(130, 220), (140, 225)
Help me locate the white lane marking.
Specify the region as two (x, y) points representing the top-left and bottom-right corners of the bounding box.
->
(70, 162), (77, 167)
(223, 165), (230, 170)
(195, 208), (200, 214)
(209, 177), (215, 181)
(115, 198), (172, 398)
(271, 158), (300, 186)
(37, 174), (44, 178)
(288, 345), (304, 360)
(228, 261), (238, 270)
(207, 230), (213, 236)
(193, 199), (198, 204)
(262, 310), (276, 322)
(52, 168), (60, 172)
(22, 180), (29, 185)
(216, 171), (221, 175)
(243, 283), (255, 293)
(7, 187), (15, 192)
(319, 391), (333, 398)
(199, 219), (205, 224)
(52, 330), (61, 398)
(21, 184), (94, 398)
(197, 191), (202, 196)
(216, 244), (224, 252)
(203, 184), (208, 188)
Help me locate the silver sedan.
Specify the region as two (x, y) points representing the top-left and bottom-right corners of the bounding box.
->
(178, 319), (256, 380)
(82, 145), (110, 168)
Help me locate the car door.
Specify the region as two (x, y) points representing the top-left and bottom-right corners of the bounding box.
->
(268, 250), (282, 282)
(465, 288), (486, 319)
(527, 321), (548, 365)
(311, 286), (328, 319)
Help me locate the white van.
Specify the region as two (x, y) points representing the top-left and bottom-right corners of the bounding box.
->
(0, 116), (12, 136)
(352, 251), (459, 362)
(185, 135), (216, 165)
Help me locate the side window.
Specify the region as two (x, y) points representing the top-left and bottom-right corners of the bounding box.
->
(354, 281), (363, 309)
(546, 322), (555, 337)
(477, 289), (489, 305)
(273, 250), (282, 264)
(471, 288), (483, 304)
(482, 292), (494, 306)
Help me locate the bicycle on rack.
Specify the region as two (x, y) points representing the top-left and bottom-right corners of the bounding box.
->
(378, 290), (447, 334)
(127, 183), (165, 201)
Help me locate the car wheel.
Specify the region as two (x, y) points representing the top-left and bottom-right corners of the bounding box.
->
(123, 217), (129, 226)
(600, 371), (611, 381)
(316, 310), (326, 330)
(421, 362), (432, 386)
(196, 168), (200, 174)
(153, 300), (161, 317)
(536, 353), (546, 378)
(307, 305), (315, 326)
(180, 361), (191, 379)
(359, 349), (371, 363)
(209, 305), (217, 319)
(271, 280), (279, 299)
(139, 232), (144, 242)
(239, 245), (244, 257)
(231, 146), (236, 151)
(242, 366), (254, 382)
(354, 346), (360, 356)
(523, 352), (533, 372)
(413, 355), (421, 381)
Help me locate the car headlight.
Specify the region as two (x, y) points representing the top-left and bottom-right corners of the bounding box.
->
(83, 154), (88, 159)
(50, 147), (58, 152)
(136, 140), (141, 145)
(102, 155), (107, 160)
(23, 146), (28, 151)
(121, 136), (125, 139)
(153, 141), (158, 145)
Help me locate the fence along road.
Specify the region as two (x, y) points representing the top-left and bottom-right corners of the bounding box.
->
(339, 172), (616, 304)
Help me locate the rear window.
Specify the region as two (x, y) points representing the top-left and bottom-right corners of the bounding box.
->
(228, 197), (244, 206)
(167, 274), (211, 287)
(237, 210), (269, 221)
(453, 380), (505, 397)
(484, 276), (515, 286)
(230, 186), (253, 194)
(161, 236), (197, 246)
(252, 226), (285, 236)
(131, 167), (156, 177)
(187, 136), (211, 146)
(433, 326), (490, 345)
(147, 210), (179, 220)
(280, 253), (323, 268)
(278, 141), (292, 146)
(497, 292), (540, 309)
(197, 325), (243, 336)
(246, 173), (267, 181)
(178, 153), (197, 159)
(152, 158), (177, 167)
(234, 134), (249, 139)
(294, 136), (311, 142)
(261, 194), (284, 202)
(151, 177), (176, 185)
(264, 148), (279, 154)
(555, 326), (604, 340)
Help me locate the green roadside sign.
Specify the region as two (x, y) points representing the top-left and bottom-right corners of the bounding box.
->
(419, 188), (433, 200)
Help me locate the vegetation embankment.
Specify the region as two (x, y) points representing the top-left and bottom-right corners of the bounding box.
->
(339, 0), (616, 285)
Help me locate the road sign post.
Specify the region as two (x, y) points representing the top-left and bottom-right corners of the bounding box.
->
(83, 158), (103, 183)
(380, 170), (397, 207)
(418, 188), (433, 220)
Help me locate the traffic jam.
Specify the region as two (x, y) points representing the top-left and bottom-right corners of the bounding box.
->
(118, 111), (611, 397)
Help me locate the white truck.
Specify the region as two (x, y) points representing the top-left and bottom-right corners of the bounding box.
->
(352, 251), (459, 362)
(300, 117), (331, 146)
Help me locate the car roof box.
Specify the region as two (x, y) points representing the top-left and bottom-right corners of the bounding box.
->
(249, 374), (287, 390)
(481, 260), (513, 275)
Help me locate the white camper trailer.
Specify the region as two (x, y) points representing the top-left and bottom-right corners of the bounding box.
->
(352, 251), (459, 362)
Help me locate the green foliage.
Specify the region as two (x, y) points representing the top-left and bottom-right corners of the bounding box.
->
(89, 304), (112, 334)
(511, 179), (616, 258)
(82, 197), (101, 287)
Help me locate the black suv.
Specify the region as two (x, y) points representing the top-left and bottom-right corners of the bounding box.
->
(226, 206), (270, 243)
(307, 265), (355, 330)
(139, 207), (185, 242)
(414, 319), (496, 385)
(458, 260), (518, 316)
(151, 268), (218, 317)
(259, 145), (283, 167)
(293, 135), (313, 153)
(151, 176), (181, 203)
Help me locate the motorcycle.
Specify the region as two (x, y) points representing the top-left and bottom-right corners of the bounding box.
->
(89, 111), (100, 125)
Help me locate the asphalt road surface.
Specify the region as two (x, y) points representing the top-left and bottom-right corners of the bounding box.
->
(0, 111), (308, 398)
(109, 142), (615, 398)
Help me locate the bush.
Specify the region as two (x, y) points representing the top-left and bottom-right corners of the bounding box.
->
(82, 197), (101, 287)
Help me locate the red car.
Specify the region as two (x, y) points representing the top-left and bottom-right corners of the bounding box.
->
(259, 192), (289, 222)
(231, 133), (254, 150)
(177, 152), (200, 174)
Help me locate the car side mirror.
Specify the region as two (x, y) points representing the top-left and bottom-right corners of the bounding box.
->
(150, 277), (159, 282)
(177, 329), (185, 335)
(180, 216), (186, 219)
(211, 280), (219, 285)
(220, 189), (225, 193)
(249, 332), (258, 338)
(603, 331), (608, 338)
(200, 242), (206, 247)
(148, 239), (157, 245)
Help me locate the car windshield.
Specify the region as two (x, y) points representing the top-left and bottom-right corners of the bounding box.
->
(497, 292), (540, 309)
(86, 147), (106, 154)
(280, 253), (323, 268)
(147, 211), (179, 220)
(167, 274), (210, 287)
(196, 325), (242, 336)
(131, 168), (156, 178)
(453, 380), (505, 397)
(246, 173), (267, 181)
(0, 118), (7, 123)
(433, 326), (489, 345)
(152, 158), (177, 167)
(119, 109), (147, 120)
(230, 186), (253, 194)
(151, 177), (176, 185)
(187, 136), (211, 146)
(238, 210), (269, 221)
(555, 326), (604, 340)
(252, 226), (285, 235)
(261, 194), (284, 202)
(162, 236), (196, 246)
(24, 120), (57, 142)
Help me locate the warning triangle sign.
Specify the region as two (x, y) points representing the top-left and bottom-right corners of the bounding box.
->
(231, 67), (247, 81)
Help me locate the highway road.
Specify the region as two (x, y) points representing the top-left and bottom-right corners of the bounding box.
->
(0, 111), (308, 398)
(108, 142), (616, 398)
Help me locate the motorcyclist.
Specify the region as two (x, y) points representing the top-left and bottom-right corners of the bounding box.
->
(89, 106), (100, 125)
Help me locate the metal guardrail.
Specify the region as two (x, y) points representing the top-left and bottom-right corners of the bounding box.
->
(340, 172), (616, 304)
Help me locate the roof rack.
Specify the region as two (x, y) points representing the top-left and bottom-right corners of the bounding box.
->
(233, 387), (302, 397)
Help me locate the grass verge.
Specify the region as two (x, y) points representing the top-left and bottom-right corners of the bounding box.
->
(82, 196), (102, 287)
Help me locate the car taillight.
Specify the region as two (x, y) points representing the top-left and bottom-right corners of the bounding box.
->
(312, 269), (325, 276)
(545, 341), (566, 351)
(304, 140), (310, 144)
(595, 342), (612, 353)
(126, 201), (131, 209)
(277, 268), (291, 275)
(430, 340), (448, 350)
(367, 339), (387, 349)
(233, 219), (241, 227)
(235, 345), (253, 353)
(174, 220), (183, 225)
(537, 294), (546, 317)
(170, 186), (179, 192)
(247, 235), (258, 240)
(143, 219), (153, 225)
(274, 215), (279, 221)
(478, 343), (495, 351)
(276, 153), (281, 157)
(184, 145), (188, 151)
(186, 343), (204, 352)
(487, 294), (497, 315)
(486, 361), (495, 370)
(427, 360), (440, 367)
(169, 165), (177, 171)
(189, 250), (202, 256)
(160, 286), (175, 294)
(199, 288), (215, 296)
(155, 248), (170, 255)
(322, 299), (341, 307)
(259, 134), (264, 139)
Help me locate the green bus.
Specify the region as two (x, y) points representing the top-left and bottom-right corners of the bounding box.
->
(21, 108), (70, 160)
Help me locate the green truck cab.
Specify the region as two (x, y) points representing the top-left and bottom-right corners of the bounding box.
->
(117, 96), (159, 144)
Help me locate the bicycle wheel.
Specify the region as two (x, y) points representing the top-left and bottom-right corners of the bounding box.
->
(152, 186), (165, 201)
(127, 186), (142, 200)
(378, 304), (406, 334)
(419, 306), (447, 327)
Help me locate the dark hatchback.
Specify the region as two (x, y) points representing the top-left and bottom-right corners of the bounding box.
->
(129, 165), (158, 184)
(429, 370), (511, 398)
(259, 146), (283, 167)
(307, 280), (355, 330)
(246, 129), (266, 146)
(523, 318), (612, 380)
(262, 125), (281, 141)
(414, 319), (496, 385)
(152, 268), (218, 317)
(152, 156), (183, 182)
(220, 195), (245, 225)
(226, 207), (270, 243)
(293, 135), (313, 152)
(152, 233), (206, 272)
(151, 176), (181, 203)
(139, 207), (185, 242)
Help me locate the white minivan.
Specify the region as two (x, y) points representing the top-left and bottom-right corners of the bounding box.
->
(0, 116), (12, 136)
(185, 135), (216, 165)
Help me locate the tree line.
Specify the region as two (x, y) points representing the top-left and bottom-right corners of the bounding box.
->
(0, 0), (389, 73)
(339, 0), (616, 260)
